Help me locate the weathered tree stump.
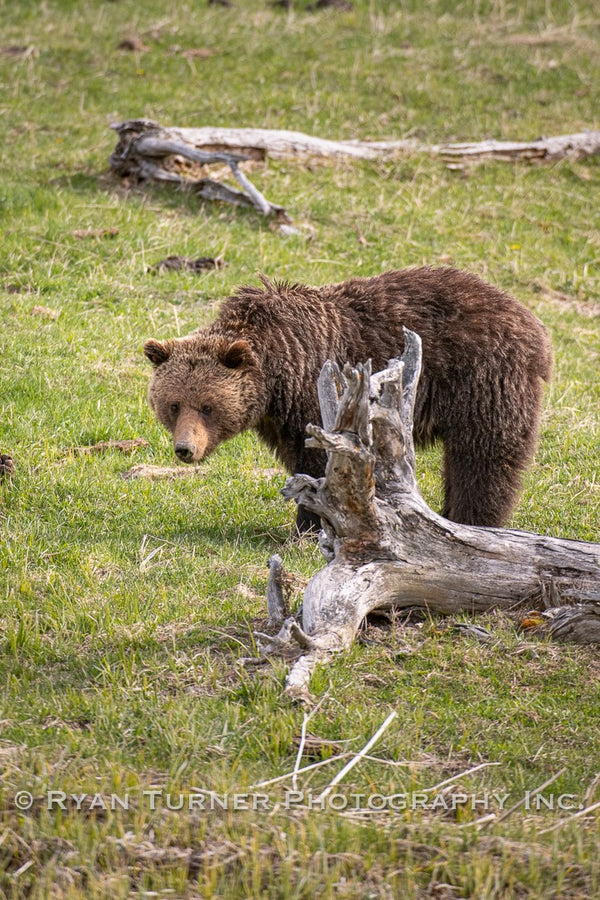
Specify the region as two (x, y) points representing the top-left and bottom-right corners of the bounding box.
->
(255, 331), (600, 701)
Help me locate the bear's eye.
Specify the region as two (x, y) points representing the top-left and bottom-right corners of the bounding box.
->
(169, 403), (180, 416)
(201, 404), (212, 417)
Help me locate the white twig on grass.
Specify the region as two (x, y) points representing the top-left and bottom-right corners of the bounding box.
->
(462, 767), (567, 830)
(13, 861), (34, 878)
(248, 753), (352, 791)
(495, 767), (567, 825)
(582, 771), (600, 807)
(291, 692), (329, 792)
(459, 812), (498, 829)
(422, 761), (502, 794)
(361, 754), (422, 769)
(539, 798), (600, 835)
(315, 710), (398, 804)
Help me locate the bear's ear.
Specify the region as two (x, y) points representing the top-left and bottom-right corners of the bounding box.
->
(220, 340), (253, 369)
(144, 339), (174, 367)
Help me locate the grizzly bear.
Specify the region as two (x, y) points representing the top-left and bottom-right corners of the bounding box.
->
(144, 267), (552, 532)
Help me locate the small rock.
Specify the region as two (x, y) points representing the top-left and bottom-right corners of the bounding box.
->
(307, 0), (354, 9)
(117, 37), (150, 52)
(0, 45), (38, 59)
(149, 255), (225, 273)
(452, 622), (494, 643)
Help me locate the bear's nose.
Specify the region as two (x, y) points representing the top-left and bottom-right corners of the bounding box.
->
(175, 443), (195, 463)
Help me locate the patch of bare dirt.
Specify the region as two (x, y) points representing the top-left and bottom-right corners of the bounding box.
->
(122, 463), (202, 480)
(31, 305), (59, 319)
(71, 227), (120, 239)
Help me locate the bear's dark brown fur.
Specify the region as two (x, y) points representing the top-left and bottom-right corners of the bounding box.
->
(144, 267), (553, 531)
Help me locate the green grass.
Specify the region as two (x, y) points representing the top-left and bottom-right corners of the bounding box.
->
(1, 0), (599, 896)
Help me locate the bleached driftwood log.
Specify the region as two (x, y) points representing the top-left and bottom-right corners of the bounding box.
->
(111, 119), (600, 167)
(255, 331), (600, 702)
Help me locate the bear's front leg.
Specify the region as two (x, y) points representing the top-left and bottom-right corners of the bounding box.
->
(292, 446), (328, 535)
(295, 504), (322, 535)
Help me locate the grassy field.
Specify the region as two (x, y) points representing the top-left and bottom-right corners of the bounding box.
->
(1, 0), (599, 896)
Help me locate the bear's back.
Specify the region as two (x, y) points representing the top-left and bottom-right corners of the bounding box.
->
(324, 267), (552, 383)
(216, 267), (551, 385)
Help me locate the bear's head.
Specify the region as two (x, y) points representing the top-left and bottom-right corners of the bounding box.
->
(144, 333), (266, 464)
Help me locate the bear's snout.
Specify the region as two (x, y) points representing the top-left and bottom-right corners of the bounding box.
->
(174, 442), (196, 463)
(173, 411), (210, 463)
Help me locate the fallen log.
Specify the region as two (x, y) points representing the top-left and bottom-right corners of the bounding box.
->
(109, 120), (600, 225)
(254, 331), (600, 702)
(111, 119), (600, 166)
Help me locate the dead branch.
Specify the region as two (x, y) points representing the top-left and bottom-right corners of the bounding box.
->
(253, 330), (600, 702)
(438, 132), (600, 166)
